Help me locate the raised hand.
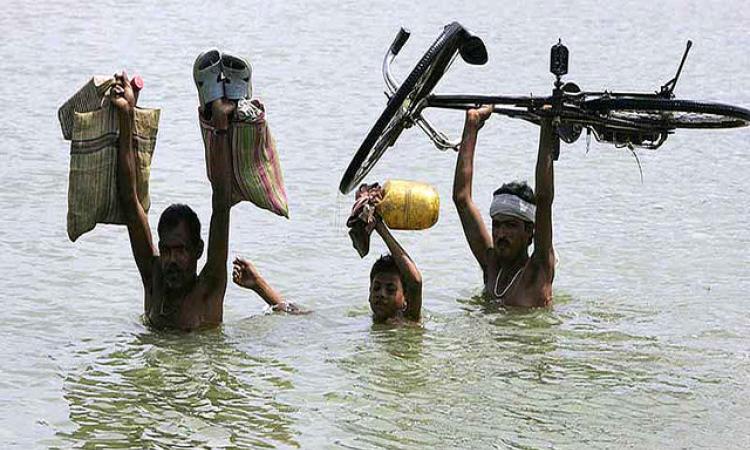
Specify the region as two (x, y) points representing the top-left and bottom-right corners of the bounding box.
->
(232, 257), (261, 290)
(466, 104), (494, 130)
(211, 97), (237, 129)
(110, 71), (138, 114)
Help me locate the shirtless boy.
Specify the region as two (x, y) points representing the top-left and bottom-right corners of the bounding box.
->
(368, 218), (423, 324)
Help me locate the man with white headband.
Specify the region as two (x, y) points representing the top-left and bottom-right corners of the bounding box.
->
(453, 106), (556, 307)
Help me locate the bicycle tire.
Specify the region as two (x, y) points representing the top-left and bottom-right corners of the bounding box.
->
(583, 98), (750, 129)
(339, 22), (468, 194)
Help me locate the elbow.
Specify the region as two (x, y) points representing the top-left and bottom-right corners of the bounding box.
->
(121, 206), (138, 223)
(211, 189), (232, 211)
(410, 269), (423, 288)
(535, 191), (553, 207)
(452, 191), (470, 209)
(121, 199), (146, 225)
(117, 191), (140, 222)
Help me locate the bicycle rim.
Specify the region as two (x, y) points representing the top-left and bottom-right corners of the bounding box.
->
(584, 98), (750, 129)
(339, 22), (466, 194)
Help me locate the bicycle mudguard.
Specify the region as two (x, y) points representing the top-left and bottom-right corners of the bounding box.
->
(459, 31), (487, 65)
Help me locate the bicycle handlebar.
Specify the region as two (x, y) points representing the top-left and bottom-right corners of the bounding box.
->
(381, 28), (462, 151)
(383, 29), (409, 95)
(390, 28), (410, 54)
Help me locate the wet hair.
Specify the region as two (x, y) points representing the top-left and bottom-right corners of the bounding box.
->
(370, 254), (403, 283)
(493, 181), (536, 205)
(157, 203), (201, 246)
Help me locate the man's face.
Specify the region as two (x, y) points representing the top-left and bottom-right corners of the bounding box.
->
(492, 216), (532, 260)
(158, 221), (199, 291)
(369, 272), (406, 322)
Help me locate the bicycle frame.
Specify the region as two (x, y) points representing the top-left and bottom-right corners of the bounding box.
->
(382, 30), (691, 152)
(339, 26), (748, 193)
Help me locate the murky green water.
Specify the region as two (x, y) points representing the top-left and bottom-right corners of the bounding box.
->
(1, 0), (749, 448)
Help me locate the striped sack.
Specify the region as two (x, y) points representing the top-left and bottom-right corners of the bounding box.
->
(199, 100), (289, 218)
(67, 106), (160, 241)
(58, 76), (115, 140)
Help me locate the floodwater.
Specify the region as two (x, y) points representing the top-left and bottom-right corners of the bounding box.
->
(1, 0), (749, 448)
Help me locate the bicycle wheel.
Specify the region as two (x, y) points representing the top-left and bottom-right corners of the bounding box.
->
(339, 22), (468, 194)
(583, 98), (750, 129)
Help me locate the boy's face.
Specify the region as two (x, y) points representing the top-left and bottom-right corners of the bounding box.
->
(369, 272), (406, 321)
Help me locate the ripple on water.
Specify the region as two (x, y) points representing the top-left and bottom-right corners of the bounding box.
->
(57, 330), (301, 448)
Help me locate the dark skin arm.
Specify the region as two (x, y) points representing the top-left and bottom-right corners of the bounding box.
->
(374, 218), (422, 321)
(232, 257), (285, 307)
(112, 72), (157, 292)
(452, 105), (494, 272)
(232, 258), (303, 313)
(531, 118), (556, 273)
(200, 99), (235, 301)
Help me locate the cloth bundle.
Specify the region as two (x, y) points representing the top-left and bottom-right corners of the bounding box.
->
(346, 183), (383, 257)
(59, 77), (160, 242)
(199, 99), (289, 217)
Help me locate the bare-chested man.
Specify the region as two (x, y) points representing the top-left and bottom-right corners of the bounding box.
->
(112, 72), (235, 330)
(452, 106), (556, 307)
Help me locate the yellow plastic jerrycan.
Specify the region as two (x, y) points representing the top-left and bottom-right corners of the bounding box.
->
(376, 180), (440, 230)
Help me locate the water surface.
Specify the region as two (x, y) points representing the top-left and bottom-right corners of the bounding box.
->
(1, 0), (749, 448)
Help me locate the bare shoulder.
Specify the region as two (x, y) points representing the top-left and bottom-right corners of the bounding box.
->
(194, 273), (227, 323)
(530, 247), (555, 278)
(524, 255), (554, 307)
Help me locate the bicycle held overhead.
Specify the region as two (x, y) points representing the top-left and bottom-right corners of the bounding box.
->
(339, 22), (750, 194)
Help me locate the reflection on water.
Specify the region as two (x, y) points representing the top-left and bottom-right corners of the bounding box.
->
(59, 330), (299, 448)
(310, 296), (748, 449)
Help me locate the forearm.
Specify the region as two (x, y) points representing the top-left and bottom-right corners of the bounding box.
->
(116, 110), (143, 217)
(535, 123), (555, 206)
(453, 119), (479, 206)
(209, 130), (233, 209)
(249, 277), (285, 308)
(204, 206), (230, 284)
(452, 118), (492, 267)
(205, 134), (232, 276)
(115, 108), (155, 279)
(375, 222), (422, 286)
(533, 122), (556, 262)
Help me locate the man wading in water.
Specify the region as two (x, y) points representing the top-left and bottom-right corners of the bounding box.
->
(112, 72), (235, 330)
(452, 106), (555, 307)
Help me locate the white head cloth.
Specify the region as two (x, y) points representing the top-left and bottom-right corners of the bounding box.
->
(489, 193), (536, 223)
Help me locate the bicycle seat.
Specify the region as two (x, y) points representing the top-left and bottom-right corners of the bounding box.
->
(459, 31), (488, 65)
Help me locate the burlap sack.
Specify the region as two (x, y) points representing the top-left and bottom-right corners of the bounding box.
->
(67, 106), (160, 241)
(58, 76), (115, 140)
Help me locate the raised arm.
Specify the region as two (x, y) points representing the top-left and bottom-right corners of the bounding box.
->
(232, 257), (293, 311)
(374, 219), (422, 321)
(112, 72), (156, 288)
(199, 99), (235, 294)
(452, 106), (494, 272)
(532, 119), (556, 273)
